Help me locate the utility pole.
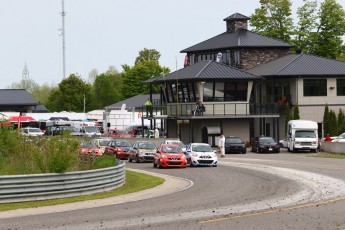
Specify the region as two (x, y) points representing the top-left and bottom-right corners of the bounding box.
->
(59, 0), (66, 79)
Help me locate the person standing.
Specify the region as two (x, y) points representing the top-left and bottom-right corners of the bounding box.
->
(144, 98), (152, 117)
(154, 127), (159, 138)
(218, 134), (225, 158)
(324, 134), (332, 142)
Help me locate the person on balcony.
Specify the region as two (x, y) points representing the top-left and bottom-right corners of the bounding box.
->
(144, 98), (152, 117)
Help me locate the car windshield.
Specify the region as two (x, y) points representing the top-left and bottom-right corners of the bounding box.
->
(115, 140), (131, 147)
(192, 144), (213, 152)
(167, 141), (185, 148)
(138, 142), (156, 149)
(99, 140), (111, 146)
(28, 128), (42, 133)
(81, 142), (96, 148)
(295, 131), (316, 138)
(225, 137), (242, 144)
(161, 146), (181, 153)
(85, 126), (100, 133)
(338, 133), (345, 139)
(259, 137), (276, 144)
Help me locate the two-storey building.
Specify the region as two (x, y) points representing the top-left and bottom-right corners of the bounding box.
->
(146, 13), (345, 146)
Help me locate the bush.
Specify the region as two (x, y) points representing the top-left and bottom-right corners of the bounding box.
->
(0, 124), (115, 175)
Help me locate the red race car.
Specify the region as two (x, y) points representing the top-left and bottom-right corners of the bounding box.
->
(153, 144), (187, 168)
(104, 139), (132, 159)
(78, 142), (103, 157)
(107, 129), (131, 138)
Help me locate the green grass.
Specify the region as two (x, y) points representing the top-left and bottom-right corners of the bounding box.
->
(310, 152), (345, 159)
(0, 170), (164, 211)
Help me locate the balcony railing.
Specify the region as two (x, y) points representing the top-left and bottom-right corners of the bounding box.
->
(142, 102), (279, 117)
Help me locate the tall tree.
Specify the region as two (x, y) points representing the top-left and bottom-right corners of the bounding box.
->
(46, 74), (92, 112)
(10, 78), (39, 94)
(338, 108), (345, 134)
(293, 103), (300, 120)
(250, 0), (294, 42)
(294, 0), (318, 52)
(328, 110), (338, 136)
(323, 104), (330, 135)
(309, 0), (345, 58)
(135, 48), (161, 65)
(122, 49), (170, 99)
(91, 68), (122, 109)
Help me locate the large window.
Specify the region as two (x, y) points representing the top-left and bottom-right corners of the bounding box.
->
(203, 82), (247, 102)
(165, 82), (198, 103)
(303, 79), (327, 96)
(337, 79), (345, 96)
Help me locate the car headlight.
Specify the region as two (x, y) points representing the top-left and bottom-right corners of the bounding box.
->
(161, 154), (167, 159)
(181, 155), (186, 159)
(192, 152), (199, 157)
(295, 141), (300, 144)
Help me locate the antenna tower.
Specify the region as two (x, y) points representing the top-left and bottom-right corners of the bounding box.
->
(60, 0), (66, 79)
(22, 62), (29, 90)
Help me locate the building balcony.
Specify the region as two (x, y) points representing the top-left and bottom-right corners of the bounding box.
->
(141, 102), (279, 118)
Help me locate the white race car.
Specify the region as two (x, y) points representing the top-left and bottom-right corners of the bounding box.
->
(185, 143), (217, 167)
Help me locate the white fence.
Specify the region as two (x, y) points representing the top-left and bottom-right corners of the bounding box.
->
(0, 161), (125, 204)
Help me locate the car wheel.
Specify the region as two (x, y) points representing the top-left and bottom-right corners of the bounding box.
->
(276, 149), (280, 153)
(128, 157), (132, 162)
(213, 164), (217, 167)
(312, 148), (318, 153)
(242, 149), (247, 154)
(136, 155), (141, 163)
(158, 160), (162, 168)
(153, 161), (157, 168)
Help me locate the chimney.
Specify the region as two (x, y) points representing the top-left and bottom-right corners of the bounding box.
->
(223, 13), (250, 33)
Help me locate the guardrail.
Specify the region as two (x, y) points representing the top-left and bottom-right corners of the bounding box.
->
(0, 161), (125, 204)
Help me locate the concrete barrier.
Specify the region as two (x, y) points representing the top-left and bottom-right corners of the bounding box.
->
(321, 142), (345, 154)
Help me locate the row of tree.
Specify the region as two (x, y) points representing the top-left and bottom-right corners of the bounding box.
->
(250, 0), (345, 59)
(323, 104), (345, 136)
(285, 102), (345, 137)
(10, 49), (169, 112)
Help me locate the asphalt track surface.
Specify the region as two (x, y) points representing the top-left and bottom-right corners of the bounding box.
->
(1, 150), (345, 230)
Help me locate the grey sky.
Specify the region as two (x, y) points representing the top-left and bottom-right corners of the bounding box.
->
(1, 0), (342, 89)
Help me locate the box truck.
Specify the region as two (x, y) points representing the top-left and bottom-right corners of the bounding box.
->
(287, 120), (319, 153)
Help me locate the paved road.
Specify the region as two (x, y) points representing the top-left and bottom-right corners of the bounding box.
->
(1, 149), (345, 230)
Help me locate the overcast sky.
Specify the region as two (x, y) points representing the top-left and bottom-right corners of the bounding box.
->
(1, 0), (344, 89)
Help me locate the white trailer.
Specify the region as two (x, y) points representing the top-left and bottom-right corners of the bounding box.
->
(287, 120), (319, 153)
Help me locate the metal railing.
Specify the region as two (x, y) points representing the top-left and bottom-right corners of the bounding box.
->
(142, 103), (279, 117)
(0, 161), (125, 204)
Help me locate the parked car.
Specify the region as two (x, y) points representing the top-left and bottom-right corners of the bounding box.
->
(279, 139), (288, 148)
(128, 141), (157, 163)
(92, 138), (112, 153)
(251, 136), (280, 153)
(107, 129), (131, 138)
(185, 143), (217, 167)
(104, 139), (132, 159)
(78, 142), (102, 156)
(153, 144), (187, 168)
(20, 127), (44, 136)
(224, 136), (246, 154)
(159, 140), (186, 152)
(127, 125), (149, 137)
(331, 133), (345, 142)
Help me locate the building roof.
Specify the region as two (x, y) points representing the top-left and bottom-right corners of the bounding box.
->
(0, 89), (38, 106)
(223, 12), (250, 21)
(105, 94), (161, 110)
(146, 60), (262, 84)
(247, 53), (345, 77)
(181, 29), (293, 53)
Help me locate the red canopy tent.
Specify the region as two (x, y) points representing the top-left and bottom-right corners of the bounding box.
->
(8, 116), (36, 129)
(8, 116), (36, 122)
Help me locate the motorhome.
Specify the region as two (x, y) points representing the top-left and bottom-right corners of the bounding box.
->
(287, 120), (319, 153)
